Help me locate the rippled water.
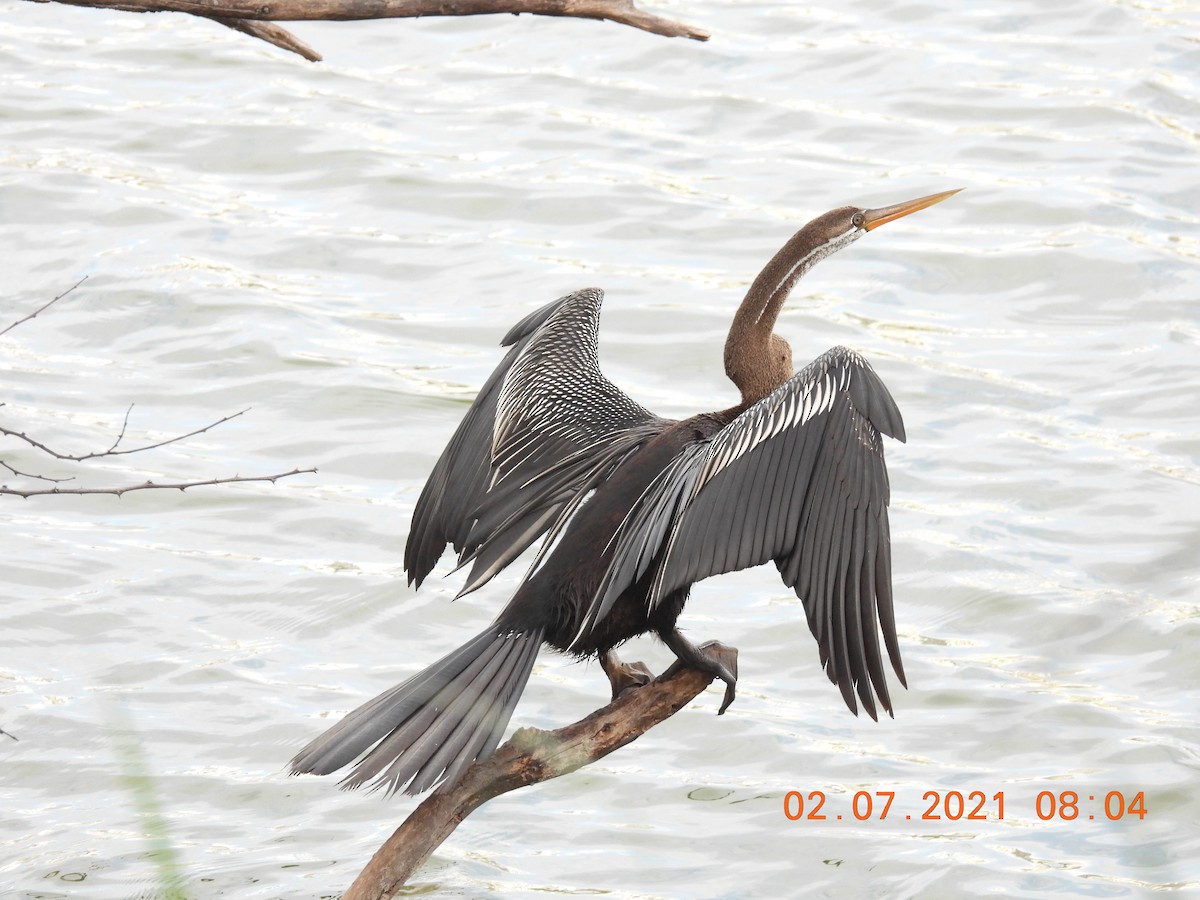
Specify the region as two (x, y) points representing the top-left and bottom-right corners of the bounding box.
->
(2, 1), (1198, 897)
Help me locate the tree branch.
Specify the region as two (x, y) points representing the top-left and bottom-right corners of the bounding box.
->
(0, 405), (318, 498)
(209, 15), (322, 61)
(1, 277), (87, 338)
(341, 642), (738, 900)
(5, 284), (315, 499)
(1, 408), (252, 462)
(26, 0), (709, 62)
(0, 467), (316, 497)
(0, 459), (74, 482)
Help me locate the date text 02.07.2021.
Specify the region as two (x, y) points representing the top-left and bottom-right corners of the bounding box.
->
(782, 790), (1148, 823)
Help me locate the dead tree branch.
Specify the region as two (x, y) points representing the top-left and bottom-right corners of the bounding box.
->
(210, 16), (322, 61)
(0, 277), (87, 338)
(1, 460), (73, 482)
(1, 403), (315, 498)
(1, 467), (317, 497)
(4, 285), (315, 498)
(341, 642), (738, 900)
(26, 0), (709, 63)
(1, 408), (252, 462)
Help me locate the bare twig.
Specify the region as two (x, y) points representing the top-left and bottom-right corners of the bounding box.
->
(0, 726), (17, 741)
(26, 0), (709, 62)
(1, 408), (251, 462)
(0, 460), (74, 483)
(5, 285), (315, 499)
(0, 467), (317, 498)
(104, 404), (136, 454)
(1, 277), (87, 337)
(1, 404), (315, 498)
(341, 642), (738, 900)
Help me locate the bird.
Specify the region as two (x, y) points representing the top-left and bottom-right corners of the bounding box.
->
(290, 189), (959, 796)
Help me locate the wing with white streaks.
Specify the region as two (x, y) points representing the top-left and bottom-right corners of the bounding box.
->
(580, 346), (907, 718)
(404, 288), (668, 594)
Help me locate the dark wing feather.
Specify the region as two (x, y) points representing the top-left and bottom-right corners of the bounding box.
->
(404, 288), (667, 592)
(404, 296), (561, 587)
(585, 346), (907, 717)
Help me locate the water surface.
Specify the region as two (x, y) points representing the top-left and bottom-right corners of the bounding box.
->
(2, 1), (1198, 897)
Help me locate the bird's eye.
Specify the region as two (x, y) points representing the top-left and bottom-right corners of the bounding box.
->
(852, 212), (865, 228)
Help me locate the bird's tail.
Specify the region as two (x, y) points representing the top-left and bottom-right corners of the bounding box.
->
(289, 625), (543, 795)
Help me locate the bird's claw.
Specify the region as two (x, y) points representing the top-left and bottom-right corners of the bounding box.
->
(660, 631), (740, 714)
(698, 640), (739, 715)
(601, 650), (655, 700)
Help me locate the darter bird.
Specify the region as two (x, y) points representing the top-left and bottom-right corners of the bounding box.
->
(291, 189), (959, 795)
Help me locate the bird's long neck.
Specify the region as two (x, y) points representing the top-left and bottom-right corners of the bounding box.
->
(723, 209), (862, 409)
(723, 228), (826, 407)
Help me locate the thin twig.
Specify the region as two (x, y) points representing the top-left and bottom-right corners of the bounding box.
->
(0, 409), (251, 462)
(0, 460), (74, 483)
(0, 467), (317, 498)
(4, 286), (313, 500)
(0, 727), (17, 741)
(105, 404), (136, 454)
(1, 277), (87, 337)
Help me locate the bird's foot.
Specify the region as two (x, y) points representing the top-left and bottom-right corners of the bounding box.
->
(600, 650), (654, 700)
(660, 630), (740, 715)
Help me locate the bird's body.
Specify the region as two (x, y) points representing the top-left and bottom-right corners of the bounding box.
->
(291, 190), (958, 796)
(499, 411), (727, 655)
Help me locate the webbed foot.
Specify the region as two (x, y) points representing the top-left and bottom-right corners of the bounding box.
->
(600, 649), (654, 700)
(660, 630), (739, 714)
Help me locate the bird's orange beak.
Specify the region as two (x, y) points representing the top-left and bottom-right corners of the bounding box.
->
(861, 188), (962, 231)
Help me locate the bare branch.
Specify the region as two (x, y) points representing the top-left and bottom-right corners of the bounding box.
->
(5, 285), (314, 500)
(105, 404), (136, 454)
(341, 642), (738, 900)
(0, 460), (74, 483)
(0, 467), (317, 498)
(27, 0), (709, 62)
(1, 277), (87, 337)
(0, 726), (17, 741)
(1, 408), (251, 462)
(208, 16), (322, 61)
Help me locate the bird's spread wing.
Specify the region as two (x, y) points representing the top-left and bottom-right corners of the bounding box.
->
(583, 346), (907, 719)
(404, 288), (667, 594)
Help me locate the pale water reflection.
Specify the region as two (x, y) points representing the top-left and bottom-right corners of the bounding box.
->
(2, 1), (1198, 897)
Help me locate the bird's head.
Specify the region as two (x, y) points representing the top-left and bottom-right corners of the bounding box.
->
(789, 188), (964, 269)
(726, 188), (961, 406)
